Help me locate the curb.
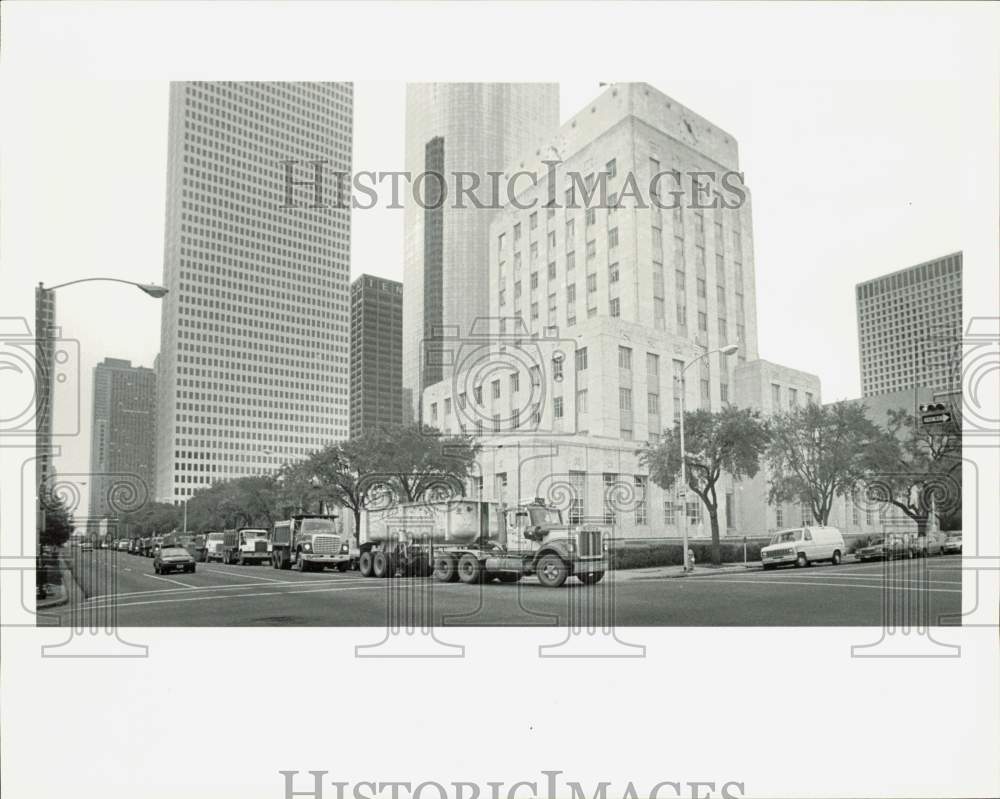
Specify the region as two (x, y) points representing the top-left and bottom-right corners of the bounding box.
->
(612, 563), (764, 581)
(36, 554), (85, 611)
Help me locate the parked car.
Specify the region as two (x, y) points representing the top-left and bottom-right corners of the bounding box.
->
(761, 526), (846, 569)
(80, 541), (94, 552)
(942, 532), (963, 555)
(154, 546), (196, 575)
(911, 531), (947, 557)
(858, 533), (914, 561)
(116, 539), (130, 551)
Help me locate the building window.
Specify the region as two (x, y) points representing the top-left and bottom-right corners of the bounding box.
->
(698, 311), (708, 331)
(586, 207), (596, 227)
(553, 396), (564, 419)
(530, 211), (538, 230)
(720, 383), (729, 404)
(700, 379), (710, 404)
(548, 262), (557, 280)
(586, 240), (597, 259)
(530, 364), (541, 386)
(474, 385), (483, 405)
(621, 427), (633, 441)
(776, 506), (784, 528)
(771, 383), (781, 408)
(697, 277), (707, 298)
(530, 242), (538, 261)
(609, 262), (619, 283)
(567, 251), (576, 271)
(789, 388), (798, 408)
(608, 228), (619, 249)
(686, 500), (703, 525)
(430, 402), (438, 423)
(610, 298), (620, 317)
(575, 347), (588, 371)
(664, 500), (677, 526)
(806, 391), (814, 405)
(548, 231), (556, 250)
(458, 392), (467, 409)
(648, 392), (660, 415)
(514, 280), (522, 299)
(718, 318), (727, 343)
(569, 471), (586, 524)
(676, 304), (687, 327)
(634, 476), (648, 524)
(514, 223), (521, 242)
(603, 473), (618, 524)
(619, 387), (632, 411)
(444, 398), (452, 416)
(618, 346), (632, 370)
(493, 414), (501, 433)
(510, 372), (520, 394)
(586, 273), (597, 292)
(576, 389), (588, 413)
(531, 302), (539, 320)
(492, 379), (501, 400)
(552, 354), (563, 382)
(530, 272), (538, 290)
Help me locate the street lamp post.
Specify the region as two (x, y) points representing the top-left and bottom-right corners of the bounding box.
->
(35, 277), (167, 563)
(676, 343), (739, 573)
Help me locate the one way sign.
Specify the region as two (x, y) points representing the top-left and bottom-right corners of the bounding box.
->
(921, 412), (952, 425)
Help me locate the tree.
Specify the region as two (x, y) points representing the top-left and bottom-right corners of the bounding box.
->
(863, 407), (962, 536)
(638, 406), (770, 565)
(766, 401), (884, 526)
(119, 501), (181, 538)
(40, 493), (75, 548)
(186, 476), (280, 532)
(375, 425), (480, 504)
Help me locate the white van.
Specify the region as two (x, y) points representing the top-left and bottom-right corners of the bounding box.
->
(761, 526), (845, 569)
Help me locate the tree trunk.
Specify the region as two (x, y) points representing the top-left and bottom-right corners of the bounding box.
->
(353, 507), (362, 544)
(915, 515), (928, 537)
(708, 510), (722, 566)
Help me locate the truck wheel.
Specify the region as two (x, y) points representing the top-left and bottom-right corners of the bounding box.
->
(237, 553), (245, 566)
(457, 553), (482, 584)
(295, 552), (308, 572)
(358, 551), (373, 577)
(280, 551), (292, 570)
(372, 550), (392, 578)
(535, 553), (568, 588)
(433, 553), (458, 583)
(577, 571), (604, 585)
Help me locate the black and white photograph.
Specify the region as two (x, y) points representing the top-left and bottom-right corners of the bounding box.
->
(1, 3), (997, 799)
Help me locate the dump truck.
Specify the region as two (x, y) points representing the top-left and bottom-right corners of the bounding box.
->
(221, 527), (270, 565)
(356, 498), (606, 588)
(269, 514), (352, 572)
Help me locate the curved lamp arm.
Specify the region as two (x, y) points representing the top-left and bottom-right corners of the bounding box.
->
(43, 277), (168, 298)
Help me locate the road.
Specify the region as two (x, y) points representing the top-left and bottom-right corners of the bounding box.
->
(45, 548), (963, 628)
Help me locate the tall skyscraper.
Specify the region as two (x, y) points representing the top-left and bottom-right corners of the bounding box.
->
(349, 274), (403, 438)
(88, 358), (157, 519)
(856, 252), (963, 397)
(155, 82), (353, 503)
(402, 83), (560, 418)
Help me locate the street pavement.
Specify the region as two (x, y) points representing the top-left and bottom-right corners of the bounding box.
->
(44, 548), (963, 628)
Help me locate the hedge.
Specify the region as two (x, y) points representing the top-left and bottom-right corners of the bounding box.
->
(608, 539), (764, 570)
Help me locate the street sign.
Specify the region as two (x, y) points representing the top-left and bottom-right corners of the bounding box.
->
(921, 412), (952, 425)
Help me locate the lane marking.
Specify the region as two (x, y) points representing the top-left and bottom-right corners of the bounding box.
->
(83, 576), (371, 604)
(749, 572), (960, 586)
(202, 568), (287, 583)
(145, 573), (197, 588)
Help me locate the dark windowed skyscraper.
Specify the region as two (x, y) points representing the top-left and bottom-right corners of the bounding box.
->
(350, 275), (404, 437)
(88, 358), (157, 519)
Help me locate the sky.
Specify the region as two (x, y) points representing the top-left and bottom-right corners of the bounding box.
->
(1, 5), (996, 521)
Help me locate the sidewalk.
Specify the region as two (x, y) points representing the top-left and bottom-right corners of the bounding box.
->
(613, 560), (763, 581)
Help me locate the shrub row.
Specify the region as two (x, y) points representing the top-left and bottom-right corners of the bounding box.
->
(608, 539), (764, 570)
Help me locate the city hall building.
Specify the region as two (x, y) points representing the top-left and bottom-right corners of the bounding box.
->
(421, 83), (835, 540)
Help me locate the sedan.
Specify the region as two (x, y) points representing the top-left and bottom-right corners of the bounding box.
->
(911, 531), (947, 557)
(154, 546), (196, 575)
(942, 533), (963, 555)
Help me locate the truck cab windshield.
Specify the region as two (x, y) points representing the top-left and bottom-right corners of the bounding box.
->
(527, 506), (562, 526)
(299, 518), (337, 534)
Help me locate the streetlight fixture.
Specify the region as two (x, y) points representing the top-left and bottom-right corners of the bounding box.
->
(43, 277), (168, 298)
(676, 343), (739, 573)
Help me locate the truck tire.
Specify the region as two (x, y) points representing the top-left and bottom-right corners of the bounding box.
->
(577, 571), (604, 585)
(372, 550), (392, 579)
(295, 552), (311, 572)
(535, 553), (568, 588)
(280, 551), (292, 570)
(457, 553), (482, 584)
(358, 550), (374, 577)
(433, 553), (458, 583)
(237, 553), (245, 566)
